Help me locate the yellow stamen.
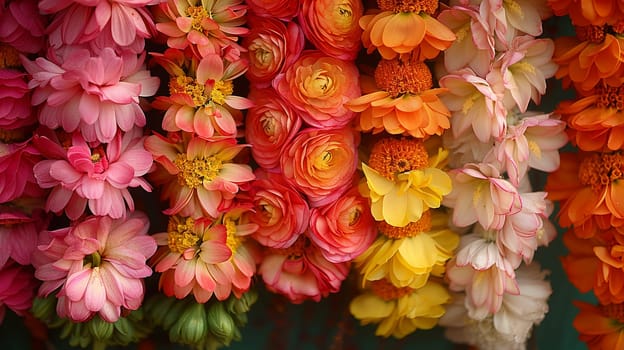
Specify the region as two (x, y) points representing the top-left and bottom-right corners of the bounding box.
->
(503, 0), (523, 19)
(174, 153), (223, 189)
(224, 217), (243, 253)
(167, 216), (200, 254)
(186, 6), (211, 31)
(377, 210), (432, 238)
(374, 55), (433, 97)
(461, 92), (481, 115)
(368, 279), (415, 301)
(169, 75), (209, 107)
(578, 152), (624, 191)
(528, 140), (542, 159)
(210, 80), (233, 105)
(368, 137), (429, 179)
(377, 0), (438, 14)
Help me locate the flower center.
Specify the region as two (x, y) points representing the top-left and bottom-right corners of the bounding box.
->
(600, 303), (624, 323)
(334, 3), (354, 27)
(377, 209), (432, 238)
(83, 251), (102, 268)
(597, 85), (624, 110)
(578, 152), (624, 191)
(0, 128), (29, 144)
(167, 216), (200, 253)
(374, 55), (433, 97)
(0, 44), (20, 69)
(261, 116), (276, 138)
(210, 80), (233, 105)
(90, 146), (108, 173)
(174, 153), (223, 189)
(349, 208), (362, 226)
(314, 149), (335, 170)
(576, 25), (606, 43)
(368, 137), (429, 179)
(169, 76), (209, 106)
(186, 6), (211, 31)
(224, 217), (242, 253)
(368, 279), (415, 300)
(503, 0), (523, 19)
(377, 0), (438, 14)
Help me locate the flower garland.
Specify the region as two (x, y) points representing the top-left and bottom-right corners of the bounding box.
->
(545, 1), (624, 348)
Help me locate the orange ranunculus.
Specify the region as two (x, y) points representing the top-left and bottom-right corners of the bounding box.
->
(346, 54), (450, 138)
(573, 300), (624, 349)
(360, 6), (456, 60)
(558, 84), (624, 152)
(553, 26), (624, 91)
(244, 87), (302, 170)
(243, 15), (305, 88)
(273, 51), (360, 129)
(280, 127), (359, 208)
(548, 0), (624, 26)
(299, 0), (363, 60)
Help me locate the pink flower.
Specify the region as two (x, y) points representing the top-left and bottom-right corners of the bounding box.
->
(0, 261), (38, 323)
(33, 127), (153, 220)
(298, 0), (363, 60)
(0, 0), (46, 54)
(245, 87), (301, 170)
(41, 0), (155, 51)
(154, 0), (248, 61)
(247, 171), (309, 249)
(280, 127), (358, 207)
(273, 51), (360, 129)
(0, 137), (44, 204)
(152, 49), (253, 140)
(0, 203), (49, 268)
(246, 0), (299, 20)
(443, 163), (522, 230)
(0, 69), (36, 130)
(308, 186), (377, 263)
(242, 15), (305, 88)
(151, 206), (258, 303)
(22, 47), (160, 143)
(259, 235), (350, 303)
(32, 212), (156, 322)
(144, 132), (255, 218)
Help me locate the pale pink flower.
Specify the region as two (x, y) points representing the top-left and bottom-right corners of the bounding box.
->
(439, 68), (507, 142)
(41, 0), (155, 51)
(0, 69), (36, 130)
(152, 206), (258, 303)
(248, 171), (309, 249)
(152, 49), (253, 140)
(32, 212), (156, 322)
(33, 127), (153, 220)
(154, 0), (248, 61)
(259, 235), (350, 303)
(0, 261), (38, 324)
(246, 0), (299, 20)
(0, 204), (49, 268)
(0, 137), (45, 204)
(144, 132), (255, 218)
(444, 163), (522, 230)
(0, 0), (46, 54)
(244, 87), (302, 170)
(22, 47), (160, 143)
(443, 127), (493, 168)
(308, 186), (376, 263)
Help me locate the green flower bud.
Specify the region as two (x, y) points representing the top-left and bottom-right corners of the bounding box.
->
(169, 302), (207, 345)
(226, 290), (258, 314)
(88, 316), (114, 341)
(144, 294), (179, 328)
(30, 296), (57, 322)
(206, 303), (237, 346)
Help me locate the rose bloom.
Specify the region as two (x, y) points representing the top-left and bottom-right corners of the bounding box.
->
(244, 87), (301, 170)
(246, 0), (299, 20)
(0, 261), (38, 324)
(0, 0), (45, 54)
(280, 127), (358, 207)
(273, 51), (360, 129)
(243, 16), (305, 88)
(0, 68), (36, 130)
(0, 136), (44, 204)
(308, 186), (376, 263)
(32, 212), (156, 322)
(299, 0), (363, 60)
(248, 170), (309, 249)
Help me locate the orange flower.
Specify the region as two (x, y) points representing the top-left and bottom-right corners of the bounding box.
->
(346, 54), (450, 138)
(573, 301), (624, 349)
(553, 25), (624, 91)
(561, 231), (600, 295)
(548, 0), (624, 26)
(559, 84), (624, 151)
(360, 0), (456, 60)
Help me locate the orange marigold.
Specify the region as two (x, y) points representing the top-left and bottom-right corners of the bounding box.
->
(574, 301), (624, 349)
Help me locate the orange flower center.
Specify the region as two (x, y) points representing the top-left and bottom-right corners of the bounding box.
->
(600, 303), (624, 323)
(174, 153), (223, 189)
(267, 235), (309, 260)
(167, 216), (200, 253)
(576, 25), (606, 43)
(612, 21), (624, 35)
(374, 55), (433, 97)
(578, 152), (624, 191)
(224, 217), (243, 253)
(368, 279), (415, 301)
(368, 137), (429, 179)
(377, 210), (432, 238)
(377, 0), (438, 14)
(597, 85), (624, 110)
(186, 6), (211, 32)
(0, 44), (20, 69)
(169, 75), (232, 106)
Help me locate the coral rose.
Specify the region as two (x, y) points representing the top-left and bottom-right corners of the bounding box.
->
(273, 51), (360, 129)
(308, 186), (376, 263)
(298, 0), (363, 60)
(245, 87), (301, 170)
(246, 0), (299, 20)
(280, 127), (359, 207)
(243, 16), (305, 88)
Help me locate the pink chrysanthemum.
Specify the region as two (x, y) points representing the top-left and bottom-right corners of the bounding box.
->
(151, 205), (258, 302)
(0, 203), (49, 268)
(0, 260), (38, 324)
(0, 0), (46, 54)
(22, 47), (159, 143)
(33, 127), (153, 220)
(0, 135), (45, 204)
(145, 132), (255, 218)
(32, 212), (156, 322)
(0, 68), (36, 130)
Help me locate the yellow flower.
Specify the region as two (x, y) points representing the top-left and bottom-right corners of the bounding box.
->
(355, 210), (459, 289)
(361, 137), (452, 227)
(349, 279), (451, 338)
